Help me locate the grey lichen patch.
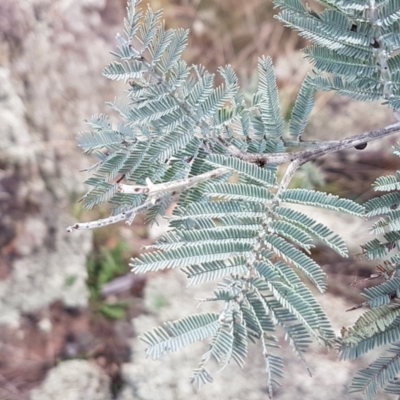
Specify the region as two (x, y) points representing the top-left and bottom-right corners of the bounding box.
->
(30, 359), (111, 400)
(0, 214), (92, 326)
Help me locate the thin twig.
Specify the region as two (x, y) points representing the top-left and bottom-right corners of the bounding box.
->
(346, 302), (367, 312)
(283, 139), (344, 147)
(66, 201), (153, 232)
(275, 159), (302, 198)
(228, 122), (400, 165)
(67, 168), (230, 232)
(118, 167), (229, 197)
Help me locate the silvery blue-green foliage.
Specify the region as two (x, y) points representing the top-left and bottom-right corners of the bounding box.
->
(338, 144), (400, 400)
(275, 0), (400, 111)
(73, 0), (400, 397)
(275, 1), (400, 397)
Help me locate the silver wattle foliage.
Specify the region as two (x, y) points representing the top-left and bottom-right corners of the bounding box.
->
(68, 0), (400, 398)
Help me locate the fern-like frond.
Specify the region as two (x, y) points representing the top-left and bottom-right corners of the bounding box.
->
(370, 209), (400, 234)
(304, 46), (378, 78)
(103, 60), (144, 80)
(339, 303), (400, 360)
(288, 77), (316, 140)
(243, 291), (276, 336)
(327, 0), (379, 13)
(170, 226), (259, 242)
(186, 72), (213, 105)
(373, 174), (400, 192)
(173, 200), (267, 221)
(208, 318), (234, 367)
(254, 261), (334, 341)
(264, 353), (284, 396)
(191, 367), (213, 390)
(365, 192), (400, 217)
(257, 56), (284, 139)
(203, 182), (274, 203)
(198, 81), (237, 121)
(145, 195), (173, 224)
(138, 6), (163, 53)
(77, 130), (124, 153)
(379, 0), (400, 29)
(182, 258), (248, 286)
(132, 241), (253, 273)
(263, 234), (326, 292)
(280, 189), (365, 216)
(350, 344), (400, 400)
(127, 96), (181, 125)
(361, 230), (400, 260)
(98, 150), (130, 180)
(362, 277), (400, 308)
(148, 22), (174, 65)
(157, 28), (189, 76)
(283, 323), (312, 372)
(81, 178), (117, 210)
(269, 220), (314, 252)
(142, 313), (220, 359)
(206, 154), (277, 187)
(231, 313), (248, 367)
(275, 206), (348, 256)
(276, 5), (374, 59)
(311, 74), (384, 102)
(123, 0), (142, 39)
(149, 127), (193, 162)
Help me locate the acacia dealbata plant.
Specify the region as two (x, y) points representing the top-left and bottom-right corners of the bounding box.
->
(67, 0), (400, 398)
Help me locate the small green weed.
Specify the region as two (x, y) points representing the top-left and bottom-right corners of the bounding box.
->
(87, 239), (131, 320)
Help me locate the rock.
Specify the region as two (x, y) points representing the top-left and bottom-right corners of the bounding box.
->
(116, 385), (138, 400)
(0, 67), (33, 164)
(30, 360), (111, 400)
(0, 0), (126, 327)
(0, 214), (92, 326)
(0, 61), (92, 326)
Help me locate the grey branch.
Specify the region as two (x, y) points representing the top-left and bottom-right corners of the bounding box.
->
(229, 122), (400, 165)
(118, 167), (229, 198)
(66, 201), (154, 232)
(276, 159), (302, 198)
(67, 168), (229, 232)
